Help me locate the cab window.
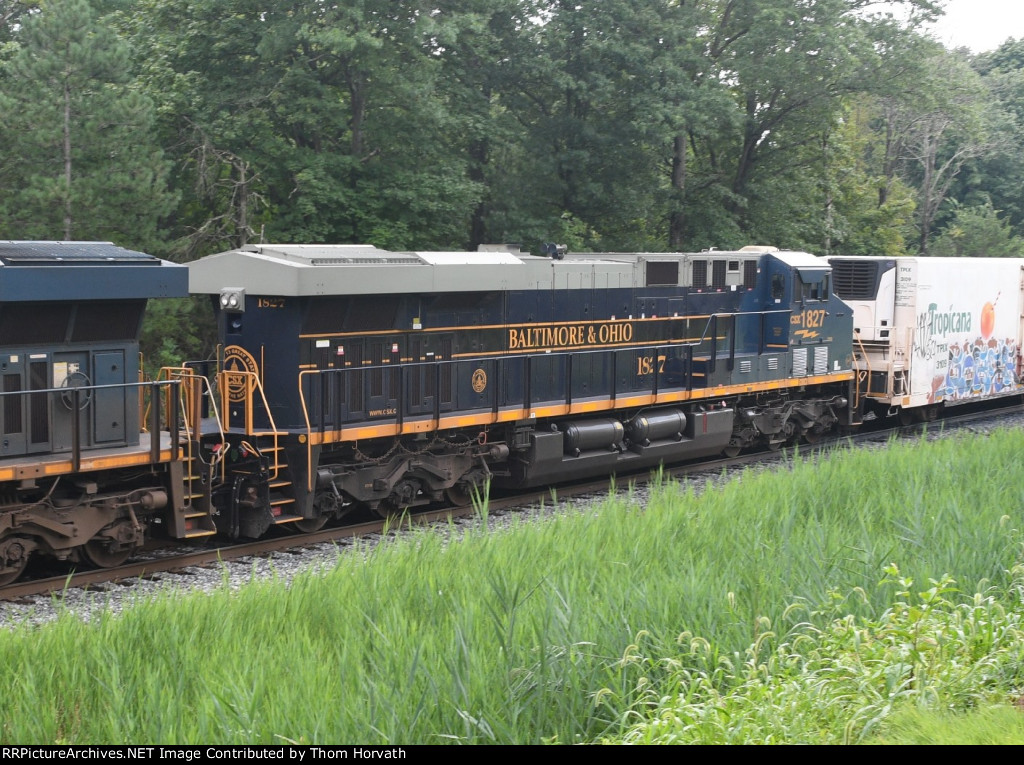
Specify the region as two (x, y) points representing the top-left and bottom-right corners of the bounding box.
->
(796, 273), (829, 302)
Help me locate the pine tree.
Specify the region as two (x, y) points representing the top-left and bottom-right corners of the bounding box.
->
(0, 0), (176, 249)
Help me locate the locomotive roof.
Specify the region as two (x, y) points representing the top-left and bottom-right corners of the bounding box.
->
(188, 243), (637, 296)
(768, 250), (831, 271)
(561, 246), (826, 271)
(188, 243), (830, 298)
(0, 241), (188, 301)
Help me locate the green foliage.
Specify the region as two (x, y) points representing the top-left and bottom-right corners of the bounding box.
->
(929, 202), (1024, 257)
(2, 428), (1024, 743)
(868, 705), (1024, 745)
(616, 567), (1024, 744)
(139, 297), (217, 378)
(897, 48), (992, 253)
(0, 2), (38, 38)
(120, 0), (482, 255)
(0, 0), (176, 249)
(954, 41), (1024, 236)
(0, 1), (1020, 253)
(815, 100), (917, 255)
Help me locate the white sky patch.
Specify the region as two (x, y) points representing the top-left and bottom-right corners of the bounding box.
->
(926, 0), (1024, 53)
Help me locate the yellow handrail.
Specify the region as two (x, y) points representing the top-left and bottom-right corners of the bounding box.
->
(852, 330), (871, 408)
(154, 366), (228, 475)
(215, 368), (283, 482)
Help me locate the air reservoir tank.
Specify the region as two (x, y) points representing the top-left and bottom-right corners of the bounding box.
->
(625, 409), (686, 446)
(560, 419), (625, 456)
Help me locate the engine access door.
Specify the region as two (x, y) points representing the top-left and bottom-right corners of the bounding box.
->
(0, 353), (47, 457)
(92, 351), (127, 444)
(50, 350), (128, 452)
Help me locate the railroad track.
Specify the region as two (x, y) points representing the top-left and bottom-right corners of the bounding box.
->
(2, 400), (1020, 603)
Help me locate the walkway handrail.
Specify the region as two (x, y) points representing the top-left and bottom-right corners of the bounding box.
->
(215, 368), (283, 482)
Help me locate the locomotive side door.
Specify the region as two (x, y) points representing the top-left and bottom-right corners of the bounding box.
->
(405, 335), (436, 417)
(0, 352), (56, 457)
(0, 353), (30, 456)
(92, 350), (127, 444)
(364, 338), (400, 420)
(26, 354), (52, 454)
(761, 260), (792, 353)
(50, 350), (129, 450)
(51, 351), (89, 453)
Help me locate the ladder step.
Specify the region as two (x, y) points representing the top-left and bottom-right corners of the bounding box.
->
(271, 514), (304, 525)
(184, 529), (218, 538)
(183, 516), (217, 538)
(270, 497), (296, 506)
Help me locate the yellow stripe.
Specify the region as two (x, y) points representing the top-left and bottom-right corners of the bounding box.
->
(303, 372), (854, 445)
(0, 450), (177, 482)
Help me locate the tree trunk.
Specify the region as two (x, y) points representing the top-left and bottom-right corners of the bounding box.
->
(467, 137), (489, 250)
(63, 78), (72, 240)
(669, 133), (687, 249)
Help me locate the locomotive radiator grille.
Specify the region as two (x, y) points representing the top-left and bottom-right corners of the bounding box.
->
(793, 347), (808, 377)
(814, 346), (829, 375)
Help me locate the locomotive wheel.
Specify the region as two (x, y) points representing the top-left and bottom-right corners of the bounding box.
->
(722, 444), (742, 458)
(290, 489), (348, 533)
(0, 538), (30, 586)
(81, 539), (134, 568)
(80, 521), (137, 569)
(293, 515), (329, 533)
(444, 482), (476, 508)
(375, 479), (419, 520)
(0, 558), (27, 586)
(374, 501), (406, 521)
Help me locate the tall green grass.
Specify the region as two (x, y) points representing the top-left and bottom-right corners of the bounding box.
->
(614, 564), (1024, 743)
(0, 427), (1022, 743)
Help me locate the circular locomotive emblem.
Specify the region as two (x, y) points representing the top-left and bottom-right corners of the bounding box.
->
(471, 368), (487, 394)
(222, 345), (259, 403)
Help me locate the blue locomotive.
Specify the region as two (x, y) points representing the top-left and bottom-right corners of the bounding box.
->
(0, 240), (867, 583)
(187, 244), (856, 532)
(0, 241), (216, 584)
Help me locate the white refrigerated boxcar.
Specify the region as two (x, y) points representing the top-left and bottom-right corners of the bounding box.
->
(829, 256), (1024, 421)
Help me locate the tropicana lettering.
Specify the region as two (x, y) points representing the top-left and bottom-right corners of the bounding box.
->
(508, 322), (634, 350)
(916, 302), (971, 348)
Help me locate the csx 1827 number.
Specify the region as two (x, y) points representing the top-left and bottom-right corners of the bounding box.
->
(792, 309), (826, 328)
